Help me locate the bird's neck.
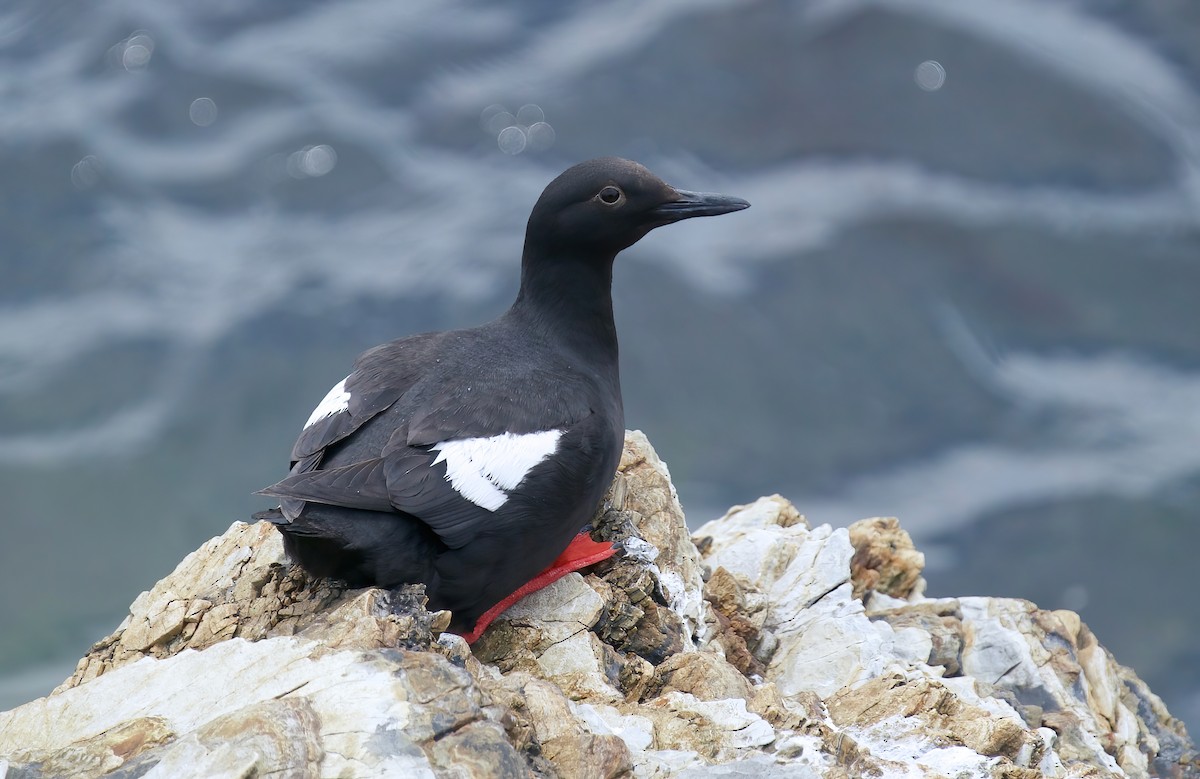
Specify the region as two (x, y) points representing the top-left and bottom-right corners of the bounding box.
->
(508, 249), (620, 364)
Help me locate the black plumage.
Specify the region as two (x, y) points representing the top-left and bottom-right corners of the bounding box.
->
(256, 157), (748, 636)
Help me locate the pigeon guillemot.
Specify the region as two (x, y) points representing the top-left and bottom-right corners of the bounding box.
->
(255, 157), (749, 642)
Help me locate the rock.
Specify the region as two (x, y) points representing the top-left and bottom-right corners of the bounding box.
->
(2, 636), (506, 778)
(637, 692), (776, 760)
(595, 430), (709, 652)
(651, 651), (753, 702)
(847, 516), (926, 601)
(56, 520), (442, 693)
(693, 496), (899, 700)
(510, 676), (632, 779)
(868, 599), (966, 676)
(1, 431), (1195, 778)
(473, 572), (623, 703)
(826, 671), (1041, 768)
(701, 565), (770, 678)
(955, 597), (1196, 778)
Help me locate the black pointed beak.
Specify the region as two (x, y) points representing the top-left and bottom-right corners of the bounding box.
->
(650, 189), (751, 222)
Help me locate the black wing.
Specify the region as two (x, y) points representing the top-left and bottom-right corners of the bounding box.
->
(261, 416), (596, 551)
(288, 334), (443, 465)
(264, 321), (614, 547)
(257, 446), (496, 549)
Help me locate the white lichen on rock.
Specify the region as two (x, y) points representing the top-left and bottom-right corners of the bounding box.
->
(0, 431), (1194, 778)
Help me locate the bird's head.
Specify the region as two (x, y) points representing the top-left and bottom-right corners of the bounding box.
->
(524, 157), (749, 258)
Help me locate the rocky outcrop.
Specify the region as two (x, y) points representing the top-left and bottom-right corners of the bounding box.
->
(0, 431), (1194, 778)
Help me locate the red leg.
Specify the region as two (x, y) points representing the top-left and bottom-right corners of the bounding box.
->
(458, 532), (617, 644)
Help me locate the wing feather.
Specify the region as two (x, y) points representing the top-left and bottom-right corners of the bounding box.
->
(257, 458), (393, 512)
(262, 326), (610, 552)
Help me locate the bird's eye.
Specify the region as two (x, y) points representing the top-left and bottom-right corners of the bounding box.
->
(596, 186), (623, 206)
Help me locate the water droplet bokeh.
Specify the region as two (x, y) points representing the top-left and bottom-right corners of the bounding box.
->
(286, 145), (338, 178)
(497, 126), (527, 155)
(485, 111), (517, 136)
(70, 155), (101, 189)
(526, 121), (556, 152)
(119, 31), (155, 71)
(915, 60), (946, 91)
(516, 104), (544, 125)
(480, 104), (507, 131)
(481, 103), (554, 155)
(189, 97), (218, 127)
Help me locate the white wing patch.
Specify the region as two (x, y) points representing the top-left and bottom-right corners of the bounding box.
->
(304, 377), (351, 429)
(432, 429), (564, 511)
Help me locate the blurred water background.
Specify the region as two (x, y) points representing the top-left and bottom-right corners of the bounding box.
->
(1, 0), (1198, 732)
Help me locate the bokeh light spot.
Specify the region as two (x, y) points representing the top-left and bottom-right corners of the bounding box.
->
(915, 60), (946, 91)
(304, 145), (337, 176)
(486, 110), (517, 136)
(526, 122), (556, 152)
(286, 145), (338, 178)
(481, 103), (555, 155)
(516, 103), (544, 125)
(480, 104), (507, 131)
(120, 32), (155, 71)
(497, 126), (527, 155)
(189, 97), (218, 127)
(70, 156), (101, 189)
(1061, 584), (1090, 612)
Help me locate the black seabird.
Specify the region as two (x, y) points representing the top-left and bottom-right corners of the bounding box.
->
(255, 157), (749, 642)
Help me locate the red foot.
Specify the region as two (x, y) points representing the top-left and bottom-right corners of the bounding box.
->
(458, 532), (618, 644)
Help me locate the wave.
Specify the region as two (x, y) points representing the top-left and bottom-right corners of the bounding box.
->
(791, 307), (1200, 539)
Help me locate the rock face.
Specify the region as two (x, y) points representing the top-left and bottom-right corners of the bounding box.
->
(0, 431), (1194, 778)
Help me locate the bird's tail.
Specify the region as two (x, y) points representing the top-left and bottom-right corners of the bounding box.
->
(251, 506), (288, 525)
